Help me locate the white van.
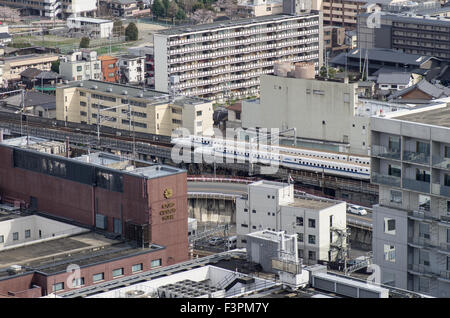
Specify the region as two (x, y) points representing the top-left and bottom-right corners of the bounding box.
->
(226, 236), (237, 249)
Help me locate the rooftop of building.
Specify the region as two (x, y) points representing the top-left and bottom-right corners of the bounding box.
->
(156, 13), (320, 36)
(58, 79), (210, 106)
(288, 196), (339, 210)
(249, 180), (291, 190)
(388, 79), (450, 101)
(246, 230), (296, 242)
(359, 11), (450, 26)
(335, 48), (436, 66)
(67, 17), (112, 24)
(0, 230), (164, 278)
(3, 91), (56, 109)
(377, 72), (412, 85)
(392, 105), (450, 128)
(97, 55), (118, 61)
(74, 152), (185, 179)
(119, 54), (144, 60)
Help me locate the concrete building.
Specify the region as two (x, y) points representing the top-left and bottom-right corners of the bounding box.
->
(1, 91), (57, 118)
(322, 0), (382, 29)
(376, 72), (414, 92)
(370, 103), (450, 297)
(59, 51), (102, 82)
(237, 0), (284, 17)
(67, 17), (114, 39)
(55, 80), (214, 137)
(357, 12), (450, 61)
(118, 54), (146, 85)
(98, 55), (119, 83)
(153, 13), (323, 102)
(0, 136), (189, 275)
(127, 46), (155, 87)
(236, 180), (347, 265)
(0, 0), (97, 18)
(242, 72), (371, 155)
(0, 54), (59, 83)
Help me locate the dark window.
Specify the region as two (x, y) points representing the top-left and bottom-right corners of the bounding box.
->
(296, 217), (303, 226)
(308, 219), (316, 228)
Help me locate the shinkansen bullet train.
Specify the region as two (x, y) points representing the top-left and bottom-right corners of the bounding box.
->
(172, 135), (371, 180)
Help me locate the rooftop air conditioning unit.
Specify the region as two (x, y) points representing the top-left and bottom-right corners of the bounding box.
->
(79, 82), (83, 87)
(122, 90), (128, 95)
(92, 85), (98, 90)
(125, 290), (146, 298)
(107, 87), (113, 92)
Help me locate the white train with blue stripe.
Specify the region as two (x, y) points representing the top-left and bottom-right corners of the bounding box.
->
(172, 135), (371, 180)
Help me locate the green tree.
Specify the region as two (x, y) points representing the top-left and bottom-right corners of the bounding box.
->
(176, 8), (186, 20)
(319, 65), (327, 77)
(79, 37), (90, 48)
(152, 0), (165, 17)
(125, 22), (139, 41)
(51, 60), (60, 73)
(162, 0), (171, 16)
(168, 1), (179, 19)
(192, 2), (204, 10)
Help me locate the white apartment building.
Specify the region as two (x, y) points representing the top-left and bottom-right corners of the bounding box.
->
(153, 13), (323, 102)
(371, 104), (450, 297)
(59, 50), (102, 82)
(236, 180), (347, 264)
(67, 17), (113, 39)
(118, 55), (146, 85)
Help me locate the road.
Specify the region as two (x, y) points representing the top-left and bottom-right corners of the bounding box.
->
(187, 181), (373, 225)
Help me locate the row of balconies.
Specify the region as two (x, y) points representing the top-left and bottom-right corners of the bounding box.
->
(167, 21), (318, 45)
(407, 264), (450, 282)
(169, 43), (319, 71)
(168, 34), (318, 55)
(181, 79), (260, 96)
(175, 70), (271, 89)
(168, 35), (319, 63)
(178, 61), (273, 80)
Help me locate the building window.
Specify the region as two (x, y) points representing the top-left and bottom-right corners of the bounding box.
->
(447, 201), (450, 214)
(244, 208), (248, 212)
(93, 273), (104, 283)
(25, 230), (31, 238)
(72, 277), (85, 287)
(112, 268), (124, 277)
(196, 110), (202, 116)
(445, 174), (450, 187)
(132, 263), (143, 273)
(308, 235), (316, 245)
(252, 209), (256, 213)
(0, 235), (3, 243)
(388, 136), (400, 152)
(241, 224), (248, 228)
(308, 251), (316, 261)
(384, 244), (396, 262)
(384, 218), (396, 235)
(298, 249), (303, 258)
(419, 223), (430, 240)
(151, 259), (162, 268)
(447, 228), (450, 243)
(297, 233), (304, 242)
(13, 232), (18, 241)
(416, 169), (430, 183)
(80, 92), (86, 97)
(252, 225), (257, 229)
(77, 66), (82, 72)
(390, 190), (402, 204)
(420, 250), (430, 267)
(308, 219), (316, 228)
(296, 217), (304, 226)
(80, 111), (87, 116)
(418, 195), (430, 212)
(388, 164), (401, 177)
(52, 282), (64, 292)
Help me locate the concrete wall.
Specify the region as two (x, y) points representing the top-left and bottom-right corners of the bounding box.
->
(242, 75), (370, 155)
(154, 34), (168, 93)
(0, 215), (87, 249)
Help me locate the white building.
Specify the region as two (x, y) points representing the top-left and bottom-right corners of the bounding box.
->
(59, 50), (102, 81)
(236, 180), (347, 264)
(153, 13), (323, 102)
(118, 54), (146, 85)
(0, 0), (96, 18)
(67, 17), (113, 39)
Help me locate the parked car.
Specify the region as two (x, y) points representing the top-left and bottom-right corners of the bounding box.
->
(347, 205), (368, 216)
(208, 236), (224, 246)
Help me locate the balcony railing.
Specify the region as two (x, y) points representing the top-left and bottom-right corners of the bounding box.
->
(371, 145), (401, 160)
(438, 242), (450, 253)
(407, 210), (436, 222)
(402, 178), (430, 193)
(403, 151), (430, 165)
(431, 183), (450, 198)
(432, 156), (450, 170)
(408, 235), (435, 248)
(371, 172), (401, 187)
